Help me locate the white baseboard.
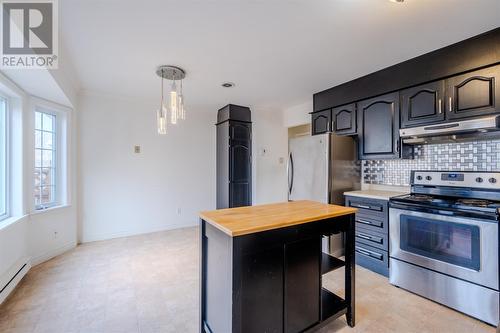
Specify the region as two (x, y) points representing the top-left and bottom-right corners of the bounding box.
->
(30, 241), (77, 267)
(80, 222), (197, 243)
(0, 257), (31, 305)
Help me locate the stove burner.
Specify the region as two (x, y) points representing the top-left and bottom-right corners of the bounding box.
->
(408, 194), (434, 201)
(456, 199), (491, 207)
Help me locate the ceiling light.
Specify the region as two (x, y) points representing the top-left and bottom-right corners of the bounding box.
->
(221, 82), (235, 88)
(155, 65), (186, 134)
(389, 0), (405, 2)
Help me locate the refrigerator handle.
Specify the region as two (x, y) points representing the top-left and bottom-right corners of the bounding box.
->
(287, 152), (294, 197)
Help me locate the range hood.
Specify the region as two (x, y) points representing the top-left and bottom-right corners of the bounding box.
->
(400, 116), (500, 145)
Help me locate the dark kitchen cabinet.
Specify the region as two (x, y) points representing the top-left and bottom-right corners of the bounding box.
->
(345, 196), (389, 277)
(217, 105), (252, 209)
(401, 80), (446, 128)
(311, 109), (331, 135)
(284, 236), (321, 333)
(332, 103), (357, 135)
(313, 28), (500, 113)
(446, 65), (500, 120)
(357, 92), (401, 160)
(240, 246), (284, 333)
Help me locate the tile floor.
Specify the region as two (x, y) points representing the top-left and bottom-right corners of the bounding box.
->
(0, 227), (495, 333)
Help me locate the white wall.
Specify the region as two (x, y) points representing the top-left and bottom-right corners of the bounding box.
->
(283, 100), (312, 128)
(25, 96), (79, 265)
(28, 206), (78, 265)
(78, 92), (289, 242)
(78, 92), (216, 242)
(0, 216), (29, 304)
(0, 69), (79, 303)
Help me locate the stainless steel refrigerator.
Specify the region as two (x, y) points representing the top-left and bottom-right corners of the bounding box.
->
(288, 132), (360, 255)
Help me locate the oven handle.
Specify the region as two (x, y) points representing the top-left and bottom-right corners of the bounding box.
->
(389, 207), (496, 227)
(389, 202), (498, 222)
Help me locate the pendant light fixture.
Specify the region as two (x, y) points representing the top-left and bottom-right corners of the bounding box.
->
(156, 71), (168, 135)
(170, 79), (178, 125)
(155, 65), (186, 134)
(178, 79), (186, 120)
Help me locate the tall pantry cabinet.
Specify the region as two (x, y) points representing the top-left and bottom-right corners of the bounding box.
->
(216, 104), (252, 209)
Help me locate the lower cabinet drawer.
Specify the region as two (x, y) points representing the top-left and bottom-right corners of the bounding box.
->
(355, 242), (389, 277)
(346, 197), (387, 220)
(355, 227), (388, 251)
(354, 213), (387, 234)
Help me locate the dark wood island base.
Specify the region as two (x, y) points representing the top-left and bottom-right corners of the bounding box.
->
(199, 201), (357, 333)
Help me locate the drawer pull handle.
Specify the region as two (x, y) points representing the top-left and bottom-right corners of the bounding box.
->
(351, 203), (383, 211)
(356, 219), (383, 228)
(356, 233), (372, 240)
(356, 233), (383, 244)
(356, 248), (383, 260)
(356, 248), (371, 256)
(352, 204), (371, 209)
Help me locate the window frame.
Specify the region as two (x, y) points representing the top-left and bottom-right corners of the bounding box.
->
(33, 106), (63, 211)
(0, 94), (9, 221)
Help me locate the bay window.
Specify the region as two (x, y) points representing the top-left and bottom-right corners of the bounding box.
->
(34, 110), (58, 209)
(0, 97), (7, 219)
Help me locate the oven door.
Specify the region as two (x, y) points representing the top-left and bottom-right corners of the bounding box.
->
(389, 207), (498, 290)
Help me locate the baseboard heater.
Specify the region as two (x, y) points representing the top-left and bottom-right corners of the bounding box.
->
(0, 263), (27, 297)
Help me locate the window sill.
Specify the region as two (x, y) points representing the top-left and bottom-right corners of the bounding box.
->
(30, 204), (71, 216)
(0, 215), (28, 231)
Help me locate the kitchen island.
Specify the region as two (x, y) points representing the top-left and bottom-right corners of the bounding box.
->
(199, 200), (357, 333)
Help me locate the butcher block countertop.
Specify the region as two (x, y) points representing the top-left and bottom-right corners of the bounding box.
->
(199, 200), (357, 237)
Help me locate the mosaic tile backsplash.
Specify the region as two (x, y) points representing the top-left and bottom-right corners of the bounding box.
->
(363, 140), (500, 186)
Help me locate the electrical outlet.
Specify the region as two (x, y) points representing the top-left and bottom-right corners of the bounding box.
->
(134, 145), (141, 154)
(54, 231), (58, 239)
(177, 208), (182, 215)
(279, 157), (284, 164)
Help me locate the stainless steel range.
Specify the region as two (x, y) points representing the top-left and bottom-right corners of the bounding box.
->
(389, 171), (499, 326)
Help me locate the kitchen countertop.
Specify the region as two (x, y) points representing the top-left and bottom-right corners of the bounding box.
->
(343, 190), (408, 201)
(199, 200), (357, 237)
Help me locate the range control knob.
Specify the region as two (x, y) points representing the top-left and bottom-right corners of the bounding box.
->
(425, 176), (432, 181)
(476, 177), (484, 183)
(416, 175), (423, 181)
(489, 178), (497, 184)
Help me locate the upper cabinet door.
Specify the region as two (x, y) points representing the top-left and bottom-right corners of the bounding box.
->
(332, 103), (357, 135)
(401, 81), (445, 128)
(311, 109), (331, 135)
(446, 65), (500, 120)
(358, 92), (400, 160)
(230, 144), (251, 182)
(231, 122), (251, 142)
